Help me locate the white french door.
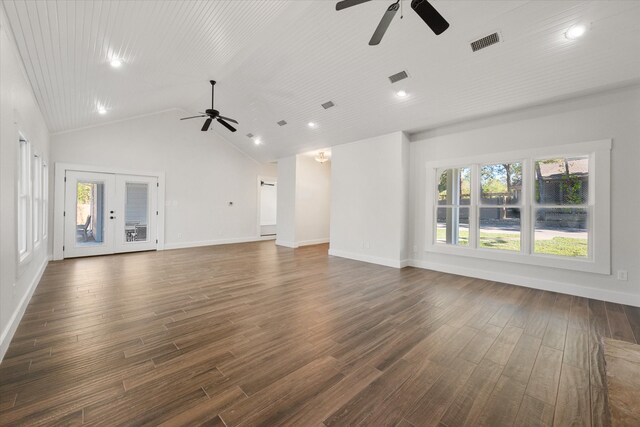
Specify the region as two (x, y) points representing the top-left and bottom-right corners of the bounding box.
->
(113, 174), (158, 253)
(64, 171), (158, 258)
(64, 171), (115, 258)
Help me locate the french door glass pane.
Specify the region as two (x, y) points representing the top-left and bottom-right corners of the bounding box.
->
(436, 207), (469, 246)
(125, 182), (149, 242)
(479, 207), (521, 251)
(76, 182), (105, 245)
(534, 208), (588, 257)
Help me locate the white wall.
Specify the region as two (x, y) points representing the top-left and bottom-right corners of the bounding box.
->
(409, 86), (640, 305)
(329, 131), (409, 267)
(276, 156), (297, 247)
(276, 154), (331, 247)
(295, 154), (331, 245)
(50, 109), (276, 250)
(0, 9), (51, 360)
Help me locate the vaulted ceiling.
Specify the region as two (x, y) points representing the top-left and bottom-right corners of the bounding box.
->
(3, 0), (640, 162)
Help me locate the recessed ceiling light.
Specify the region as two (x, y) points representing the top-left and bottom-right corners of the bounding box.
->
(396, 90), (408, 98)
(97, 106), (107, 115)
(565, 25), (586, 40)
(254, 138), (262, 145)
(308, 122), (317, 128)
(110, 58), (123, 68)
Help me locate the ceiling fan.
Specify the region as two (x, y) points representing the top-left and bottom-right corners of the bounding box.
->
(336, 0), (449, 45)
(180, 80), (238, 132)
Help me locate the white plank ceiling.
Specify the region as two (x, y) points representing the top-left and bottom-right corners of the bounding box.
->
(3, 0), (640, 162)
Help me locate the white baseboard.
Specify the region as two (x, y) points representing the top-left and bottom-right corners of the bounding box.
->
(328, 248), (406, 269)
(276, 238), (329, 248)
(163, 236), (273, 250)
(0, 258), (48, 362)
(408, 259), (640, 307)
(297, 238), (330, 247)
(275, 240), (298, 248)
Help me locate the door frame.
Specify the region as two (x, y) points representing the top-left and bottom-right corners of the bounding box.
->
(53, 163), (165, 260)
(113, 174), (159, 254)
(63, 171), (116, 258)
(256, 175), (277, 240)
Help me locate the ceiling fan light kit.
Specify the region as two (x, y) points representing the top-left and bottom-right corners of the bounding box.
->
(180, 80), (238, 133)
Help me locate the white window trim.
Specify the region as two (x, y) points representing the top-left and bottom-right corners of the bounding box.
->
(425, 139), (611, 275)
(18, 137), (33, 266)
(42, 162), (49, 240)
(33, 153), (42, 249)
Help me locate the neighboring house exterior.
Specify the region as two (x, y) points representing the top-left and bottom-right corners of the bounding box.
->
(535, 157), (588, 228)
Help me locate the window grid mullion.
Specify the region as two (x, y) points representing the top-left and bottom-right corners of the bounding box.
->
(470, 164), (479, 249)
(520, 159), (529, 255)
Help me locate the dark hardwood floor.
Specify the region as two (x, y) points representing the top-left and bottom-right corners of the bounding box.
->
(0, 242), (638, 426)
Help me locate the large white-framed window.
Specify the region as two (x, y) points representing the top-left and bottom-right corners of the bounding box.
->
(435, 165), (471, 247)
(33, 153), (42, 247)
(425, 139), (611, 274)
(478, 161), (524, 253)
(532, 155), (590, 258)
(42, 162), (49, 239)
(18, 137), (32, 262)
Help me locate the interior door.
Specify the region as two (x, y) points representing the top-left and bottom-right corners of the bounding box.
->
(259, 178), (277, 237)
(64, 171), (116, 258)
(114, 175), (158, 253)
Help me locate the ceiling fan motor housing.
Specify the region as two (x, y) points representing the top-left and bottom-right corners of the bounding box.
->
(179, 80), (238, 132)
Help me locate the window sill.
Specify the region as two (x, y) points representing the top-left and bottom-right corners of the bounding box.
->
(425, 243), (609, 275)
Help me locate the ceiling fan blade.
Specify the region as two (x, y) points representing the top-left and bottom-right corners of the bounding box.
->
(201, 118), (212, 131)
(336, 0), (372, 11)
(410, 0), (449, 35)
(180, 115), (206, 120)
(217, 118), (237, 132)
(369, 2), (399, 46)
(218, 115), (238, 124)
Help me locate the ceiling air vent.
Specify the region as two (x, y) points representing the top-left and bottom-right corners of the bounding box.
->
(246, 133), (254, 138)
(388, 70), (409, 84)
(321, 101), (335, 109)
(470, 32), (500, 52)
(277, 120), (287, 126)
